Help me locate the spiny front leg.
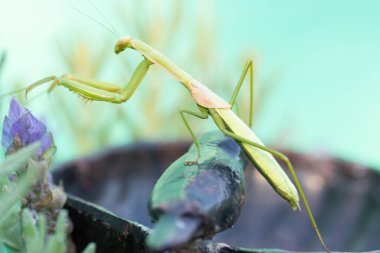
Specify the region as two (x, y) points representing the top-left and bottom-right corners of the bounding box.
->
(26, 75), (122, 103)
(25, 58), (152, 104)
(0, 76), (58, 100)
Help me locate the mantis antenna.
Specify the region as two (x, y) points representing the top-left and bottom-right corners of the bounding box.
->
(87, 0), (120, 37)
(68, 0), (119, 38)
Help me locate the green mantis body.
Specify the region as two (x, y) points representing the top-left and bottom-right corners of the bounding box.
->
(25, 36), (329, 252)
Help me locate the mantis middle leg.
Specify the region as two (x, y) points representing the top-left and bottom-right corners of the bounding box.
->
(179, 105), (209, 165)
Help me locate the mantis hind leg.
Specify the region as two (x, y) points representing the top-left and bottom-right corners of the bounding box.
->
(179, 106), (209, 165)
(230, 59), (254, 127)
(213, 120), (329, 252)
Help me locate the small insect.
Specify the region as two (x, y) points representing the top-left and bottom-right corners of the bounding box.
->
(147, 131), (246, 251)
(21, 36), (329, 252)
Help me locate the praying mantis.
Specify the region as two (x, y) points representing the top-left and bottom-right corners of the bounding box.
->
(23, 36), (329, 252)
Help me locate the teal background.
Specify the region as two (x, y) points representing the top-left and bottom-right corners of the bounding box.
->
(0, 0), (379, 170)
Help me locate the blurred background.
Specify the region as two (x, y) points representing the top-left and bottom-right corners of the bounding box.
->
(0, 0), (379, 171)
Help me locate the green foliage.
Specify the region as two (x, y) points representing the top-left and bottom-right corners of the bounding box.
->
(21, 209), (96, 253)
(0, 143), (96, 253)
(0, 144), (39, 179)
(21, 210), (46, 253)
(0, 144), (39, 252)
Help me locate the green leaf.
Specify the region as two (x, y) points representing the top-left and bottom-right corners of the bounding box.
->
(0, 144), (40, 252)
(0, 172), (37, 226)
(22, 209), (96, 253)
(0, 143), (96, 253)
(81, 243), (96, 253)
(0, 204), (22, 252)
(44, 210), (67, 253)
(0, 143), (40, 179)
(35, 214), (46, 252)
(21, 209), (39, 253)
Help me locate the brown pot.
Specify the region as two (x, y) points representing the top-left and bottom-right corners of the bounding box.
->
(53, 141), (380, 253)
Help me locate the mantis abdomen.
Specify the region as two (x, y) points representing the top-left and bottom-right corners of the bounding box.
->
(214, 108), (300, 210)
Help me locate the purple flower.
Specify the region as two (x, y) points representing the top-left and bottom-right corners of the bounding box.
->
(2, 97), (53, 157)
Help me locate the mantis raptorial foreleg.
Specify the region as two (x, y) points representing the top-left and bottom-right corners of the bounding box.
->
(28, 76), (122, 102)
(229, 59), (254, 128)
(211, 117), (329, 252)
(25, 59), (153, 103)
(179, 106), (209, 165)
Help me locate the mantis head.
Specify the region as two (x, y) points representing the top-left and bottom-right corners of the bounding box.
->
(114, 36), (132, 54)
